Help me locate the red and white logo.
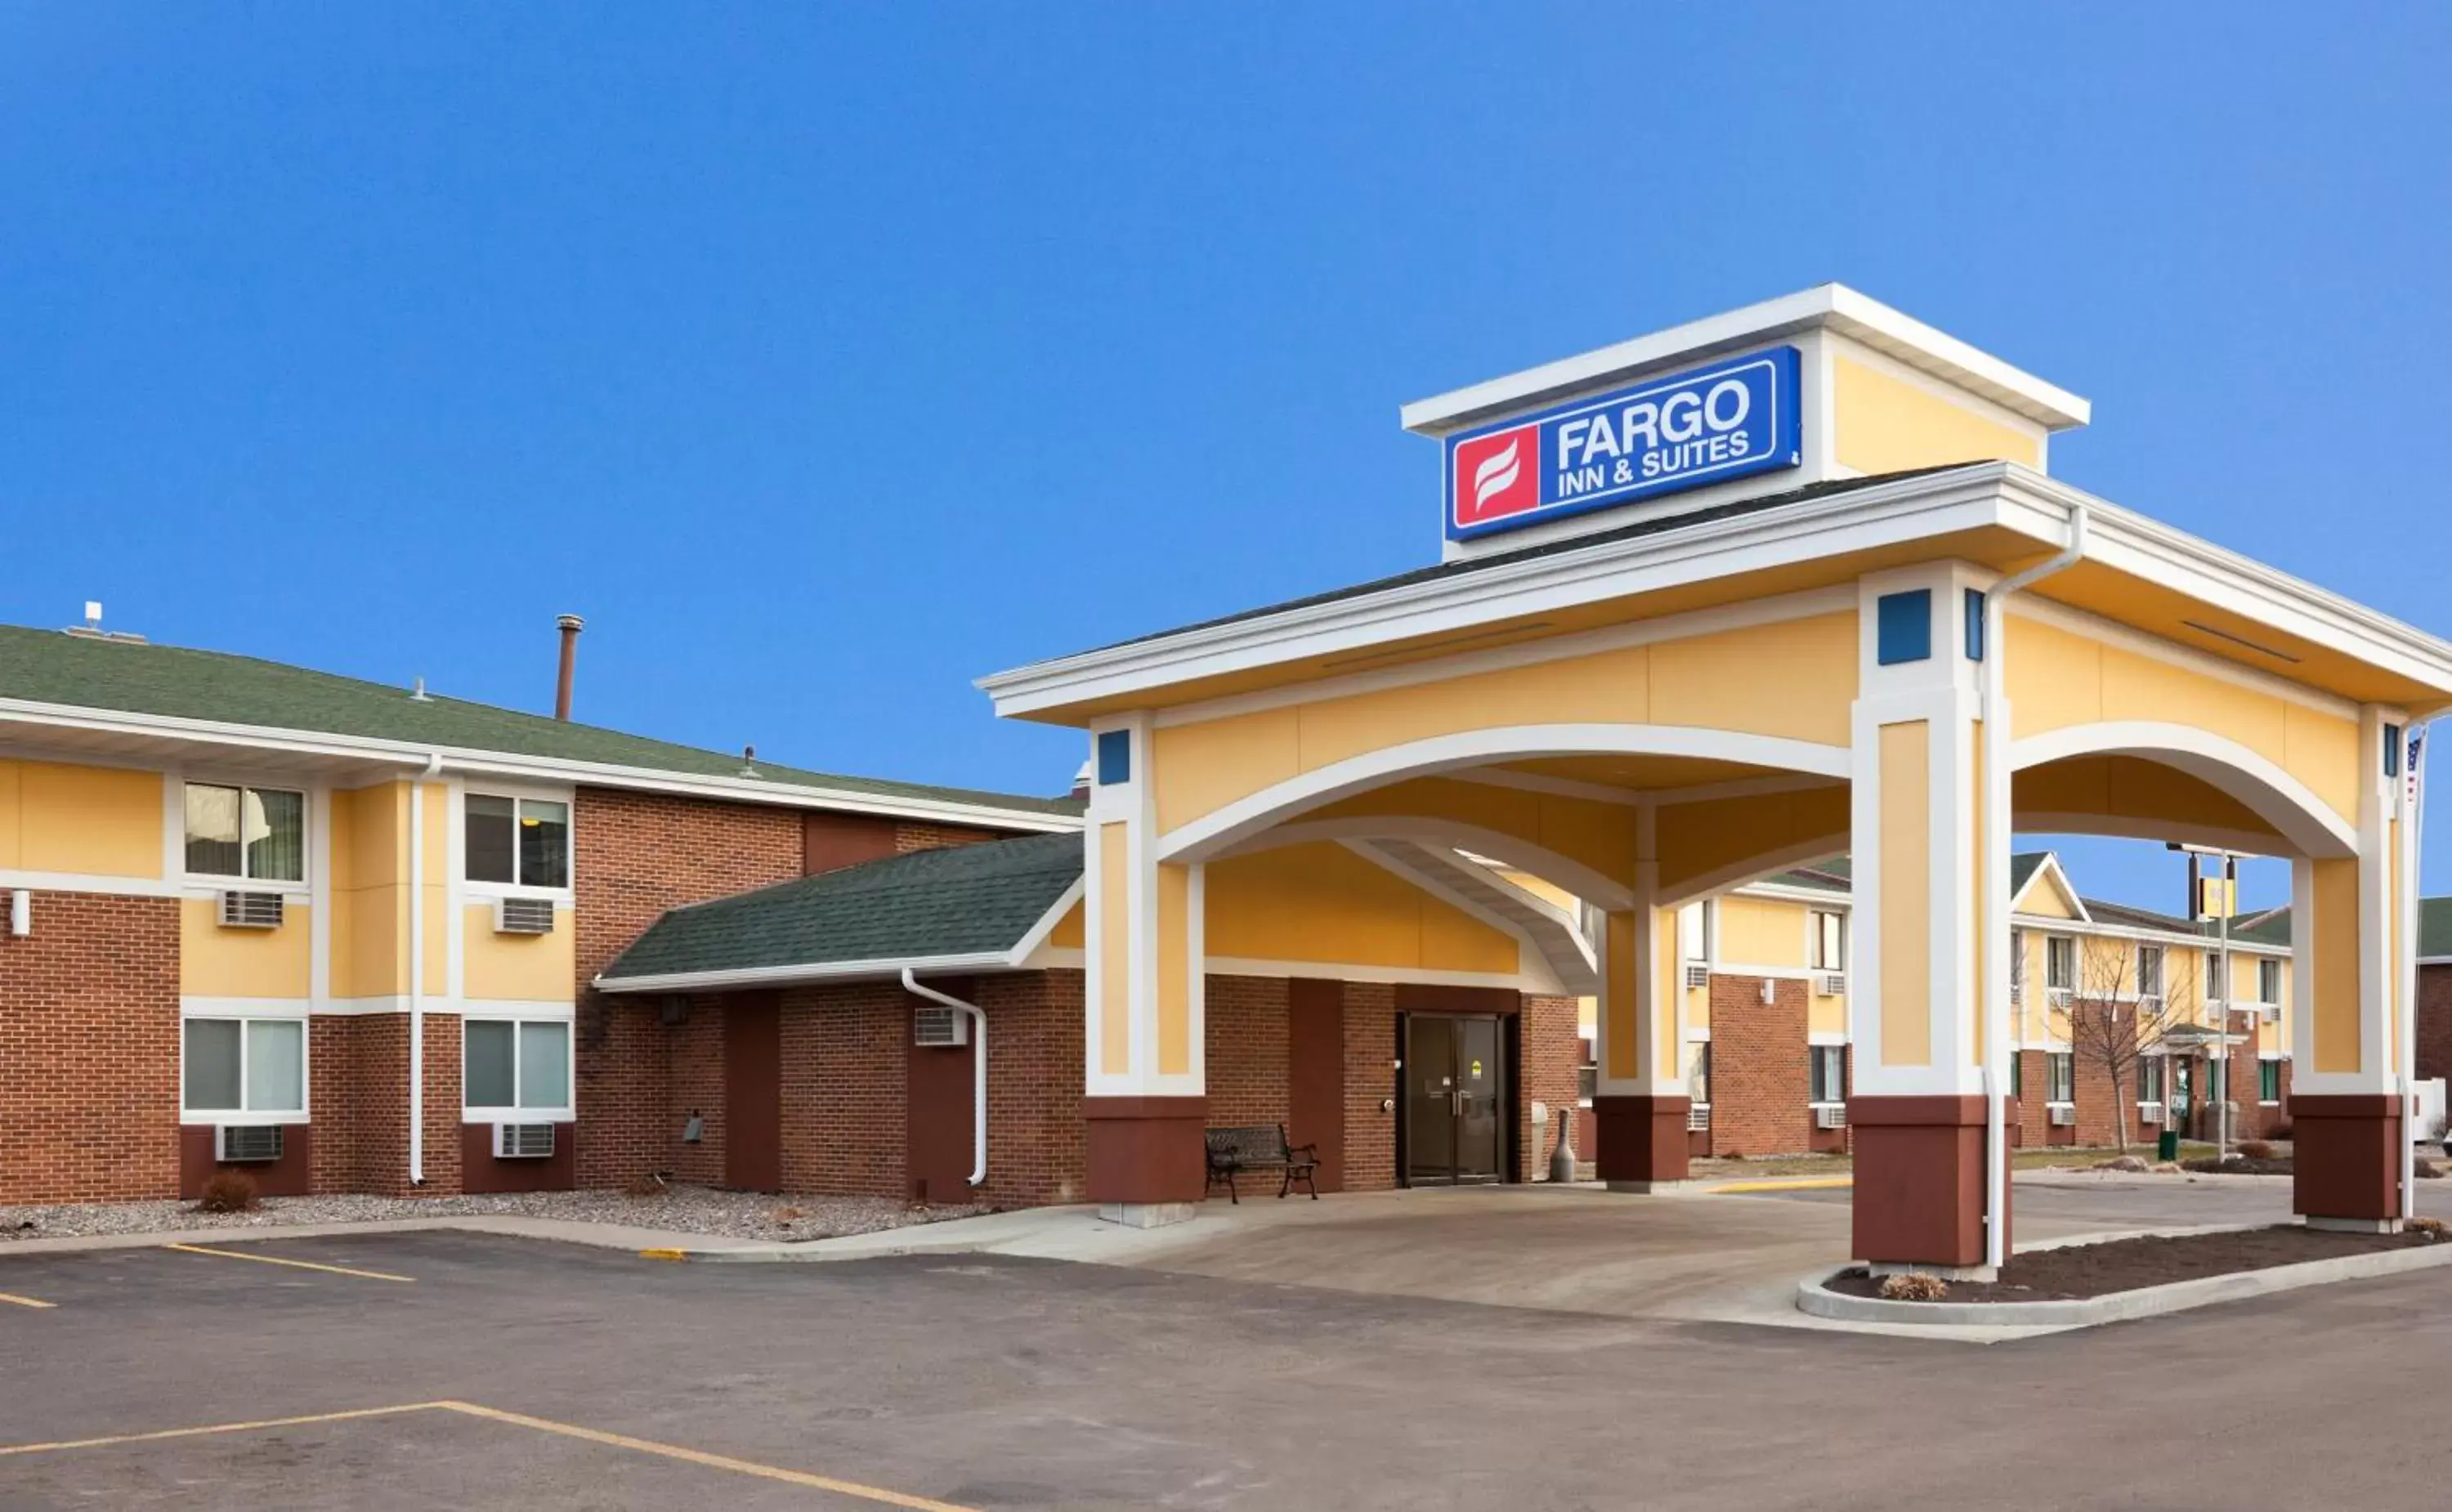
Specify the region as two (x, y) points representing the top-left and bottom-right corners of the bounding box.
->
(1452, 424), (1537, 529)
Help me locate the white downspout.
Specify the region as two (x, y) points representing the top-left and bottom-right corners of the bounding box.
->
(407, 754), (443, 1188)
(1980, 506), (2088, 1271)
(2401, 721), (2428, 1230)
(902, 968), (987, 1188)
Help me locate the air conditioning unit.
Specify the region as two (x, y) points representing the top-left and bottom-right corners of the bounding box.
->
(2048, 1104), (2076, 1127)
(214, 1124), (284, 1162)
(1682, 963), (1711, 990)
(2138, 1102), (2164, 1125)
(493, 1123), (556, 1159)
(2046, 988), (2074, 1011)
(2258, 1005), (2281, 1024)
(1816, 972), (1847, 998)
(1686, 1104), (1712, 1133)
(2008, 981), (2025, 1007)
(493, 897), (557, 935)
(912, 1005), (969, 1048)
(2224, 1100), (2239, 1116)
(217, 891), (284, 929)
(1814, 1104), (1848, 1130)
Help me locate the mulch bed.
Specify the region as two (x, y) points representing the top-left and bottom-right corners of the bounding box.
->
(1826, 1223), (2447, 1304)
(2179, 1156), (2294, 1175)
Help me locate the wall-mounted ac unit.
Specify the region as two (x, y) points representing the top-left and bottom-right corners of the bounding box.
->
(1816, 972), (1847, 998)
(2223, 1100), (2239, 1116)
(1814, 1104), (1848, 1130)
(215, 1125), (284, 1162)
(494, 897), (557, 935)
(2008, 981), (2025, 1007)
(494, 1122), (556, 1159)
(2138, 1102), (2164, 1125)
(2258, 1005), (2281, 1024)
(2048, 1104), (2076, 1127)
(1686, 1104), (1711, 1133)
(217, 891), (284, 929)
(913, 1005), (969, 1048)
(1682, 964), (1711, 991)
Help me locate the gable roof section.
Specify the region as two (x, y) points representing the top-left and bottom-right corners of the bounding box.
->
(0, 624), (1080, 822)
(596, 834), (1085, 990)
(2007, 851), (2086, 922)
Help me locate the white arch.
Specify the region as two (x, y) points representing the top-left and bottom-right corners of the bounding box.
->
(1658, 830), (1854, 910)
(1221, 815), (1638, 911)
(2008, 720), (2358, 860)
(1159, 722), (1854, 864)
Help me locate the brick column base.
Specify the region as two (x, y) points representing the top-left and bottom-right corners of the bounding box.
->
(1085, 1095), (1207, 1223)
(2289, 1094), (2403, 1230)
(1592, 1094), (1690, 1190)
(1850, 1094), (2006, 1275)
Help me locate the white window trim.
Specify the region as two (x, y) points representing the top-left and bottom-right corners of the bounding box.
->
(1807, 1045), (1847, 1107)
(2044, 935), (2077, 991)
(460, 785), (577, 901)
(178, 777), (314, 894)
(179, 1013), (311, 1125)
(460, 1014), (577, 1124)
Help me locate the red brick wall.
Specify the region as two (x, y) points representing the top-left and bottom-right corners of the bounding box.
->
(894, 821), (1007, 854)
(1206, 975), (1291, 1130)
(1518, 994), (1583, 1180)
(1700, 975), (1821, 1158)
(1341, 982), (1398, 1192)
(779, 982), (908, 1197)
(0, 892), (180, 1204)
(974, 969), (1085, 1206)
(572, 786), (803, 1188)
(2422, 964), (2452, 1089)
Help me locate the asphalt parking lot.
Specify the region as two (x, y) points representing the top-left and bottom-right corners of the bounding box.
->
(3, 1215), (2450, 1510)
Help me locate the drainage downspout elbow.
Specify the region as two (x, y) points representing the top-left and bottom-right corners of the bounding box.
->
(1980, 506), (2088, 1270)
(407, 754), (443, 1189)
(902, 968), (987, 1188)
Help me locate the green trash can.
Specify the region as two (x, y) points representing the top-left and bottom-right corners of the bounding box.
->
(2156, 1129), (2179, 1161)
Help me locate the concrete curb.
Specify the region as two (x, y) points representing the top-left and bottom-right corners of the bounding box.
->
(1796, 1238), (2452, 1328)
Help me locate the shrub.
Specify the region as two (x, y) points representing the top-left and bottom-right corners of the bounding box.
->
(194, 1170), (260, 1215)
(2265, 1121), (2293, 1141)
(2410, 1217), (2448, 1239)
(2238, 1140), (2275, 1161)
(770, 1204), (808, 1223)
(1877, 1272), (1949, 1302)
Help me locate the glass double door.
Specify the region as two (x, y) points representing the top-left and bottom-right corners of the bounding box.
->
(1404, 1013), (1506, 1185)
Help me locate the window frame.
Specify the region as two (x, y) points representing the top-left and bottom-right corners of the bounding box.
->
(459, 785), (576, 900)
(2135, 944), (2163, 1000)
(2257, 958), (2282, 1006)
(459, 1012), (576, 1122)
(178, 1011), (311, 1125)
(1811, 910), (1845, 972)
(2138, 1055), (2164, 1105)
(1808, 1044), (1846, 1106)
(1686, 1039), (1712, 1108)
(2047, 1052), (2075, 1105)
(2258, 1058), (2282, 1104)
(181, 779), (311, 889)
(2045, 935), (2076, 991)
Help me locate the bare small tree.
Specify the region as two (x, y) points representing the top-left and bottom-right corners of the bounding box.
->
(2063, 942), (2192, 1152)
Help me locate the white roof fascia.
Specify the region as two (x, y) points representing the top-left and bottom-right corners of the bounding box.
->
(592, 951), (1019, 995)
(0, 699), (1081, 833)
(1398, 284), (2091, 436)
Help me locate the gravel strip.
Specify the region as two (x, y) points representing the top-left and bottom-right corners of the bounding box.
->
(0, 1185), (995, 1245)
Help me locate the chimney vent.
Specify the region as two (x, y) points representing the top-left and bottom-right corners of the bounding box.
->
(555, 615), (585, 721)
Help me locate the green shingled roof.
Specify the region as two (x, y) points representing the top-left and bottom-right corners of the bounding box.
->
(598, 833), (1085, 984)
(0, 623), (1081, 817)
(2420, 897), (2452, 959)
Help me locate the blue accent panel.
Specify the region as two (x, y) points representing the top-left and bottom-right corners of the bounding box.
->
(1964, 588), (1986, 663)
(1096, 729), (1132, 786)
(1877, 589), (1933, 666)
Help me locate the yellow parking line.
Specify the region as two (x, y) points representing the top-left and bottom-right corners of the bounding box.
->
(0, 1402), (445, 1457)
(435, 1401), (978, 1511)
(638, 1247), (688, 1261)
(0, 1290), (58, 1310)
(1709, 1176), (1855, 1194)
(162, 1243), (414, 1282)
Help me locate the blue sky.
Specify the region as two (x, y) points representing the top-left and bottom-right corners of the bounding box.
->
(3, 5), (2445, 913)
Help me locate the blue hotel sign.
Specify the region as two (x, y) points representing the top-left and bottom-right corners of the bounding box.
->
(1445, 347), (1802, 541)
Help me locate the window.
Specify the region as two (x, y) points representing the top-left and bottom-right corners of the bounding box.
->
(465, 795), (570, 888)
(2259, 1060), (2281, 1103)
(1686, 1042), (1712, 1106)
(2046, 936), (2075, 991)
(2138, 1057), (2163, 1104)
(1577, 1038), (1596, 1103)
(1812, 911), (1845, 971)
(182, 1017), (305, 1116)
(2258, 959), (2282, 1005)
(2009, 932), (2026, 987)
(2207, 951), (2225, 999)
(2047, 1052), (2074, 1104)
(1809, 1045), (1846, 1104)
(463, 1018), (573, 1116)
(1682, 901), (1716, 963)
(2010, 1053), (2023, 1098)
(184, 783), (305, 882)
(2136, 945), (2163, 1000)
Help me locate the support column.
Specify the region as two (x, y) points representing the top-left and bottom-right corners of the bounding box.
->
(1592, 804), (1690, 1189)
(2289, 709), (2410, 1232)
(1081, 716), (1207, 1227)
(1849, 566), (2002, 1277)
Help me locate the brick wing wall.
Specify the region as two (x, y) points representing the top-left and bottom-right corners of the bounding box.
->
(0, 892), (180, 1204)
(1517, 994), (1583, 1180)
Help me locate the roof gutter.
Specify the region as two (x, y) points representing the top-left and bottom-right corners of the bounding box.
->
(1980, 505), (2088, 1272)
(901, 969), (987, 1189)
(593, 951), (1020, 995)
